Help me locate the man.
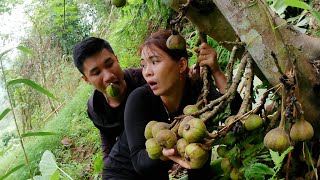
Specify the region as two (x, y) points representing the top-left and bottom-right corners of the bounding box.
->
(73, 37), (146, 176)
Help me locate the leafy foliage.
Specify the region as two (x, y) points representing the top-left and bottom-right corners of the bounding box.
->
(8, 79), (59, 101)
(0, 164), (24, 180)
(0, 0), (22, 14)
(269, 146), (294, 179)
(0, 108), (11, 121)
(29, 0), (91, 54)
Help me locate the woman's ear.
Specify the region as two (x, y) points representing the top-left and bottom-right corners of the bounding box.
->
(179, 57), (188, 73)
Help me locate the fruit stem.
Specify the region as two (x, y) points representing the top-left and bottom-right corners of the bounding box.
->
(237, 55), (254, 117)
(201, 65), (210, 105)
(192, 53), (248, 119)
(225, 38), (242, 90)
(195, 99), (204, 108)
(279, 87), (286, 129)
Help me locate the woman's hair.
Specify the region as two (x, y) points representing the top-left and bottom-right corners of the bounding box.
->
(139, 29), (188, 62)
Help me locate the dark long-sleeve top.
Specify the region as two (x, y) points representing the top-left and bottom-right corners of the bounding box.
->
(104, 80), (242, 179)
(86, 68), (146, 163)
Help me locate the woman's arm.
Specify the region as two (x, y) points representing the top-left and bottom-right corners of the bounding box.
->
(124, 86), (172, 175)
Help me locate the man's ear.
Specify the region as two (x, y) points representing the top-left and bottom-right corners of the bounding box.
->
(179, 57), (188, 73)
(82, 75), (90, 84)
(115, 55), (119, 62)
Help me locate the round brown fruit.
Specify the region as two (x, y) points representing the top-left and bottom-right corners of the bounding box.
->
(155, 129), (177, 149)
(151, 122), (170, 138)
(217, 145), (228, 157)
(184, 143), (209, 169)
(145, 138), (162, 160)
(144, 121), (158, 139)
(290, 118), (314, 142)
(176, 138), (189, 156)
(183, 118), (207, 143)
(178, 116), (194, 137)
(106, 83), (120, 97)
(264, 127), (290, 153)
(220, 158), (232, 173)
(244, 114), (264, 131)
(183, 105), (198, 115)
(166, 33), (186, 50)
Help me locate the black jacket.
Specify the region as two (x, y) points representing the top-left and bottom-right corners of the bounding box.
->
(86, 68), (146, 161)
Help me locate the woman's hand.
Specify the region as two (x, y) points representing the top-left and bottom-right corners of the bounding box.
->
(161, 148), (191, 169)
(197, 42), (227, 93)
(197, 42), (220, 73)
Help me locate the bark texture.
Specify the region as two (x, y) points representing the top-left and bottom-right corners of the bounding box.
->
(164, 0), (320, 135)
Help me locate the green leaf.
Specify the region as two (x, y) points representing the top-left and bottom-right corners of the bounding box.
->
(93, 152), (103, 175)
(244, 163), (275, 179)
(7, 78), (59, 101)
(311, 10), (320, 23)
(16, 46), (35, 56)
(272, 0), (287, 15)
(33, 175), (51, 180)
(0, 48), (14, 59)
(21, 131), (59, 138)
(50, 169), (60, 180)
(0, 145), (13, 157)
(39, 150), (58, 176)
(0, 108), (11, 121)
(0, 164), (24, 180)
(282, 0), (312, 10)
(270, 146), (293, 176)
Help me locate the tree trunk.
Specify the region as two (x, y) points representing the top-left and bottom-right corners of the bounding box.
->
(164, 0), (320, 136)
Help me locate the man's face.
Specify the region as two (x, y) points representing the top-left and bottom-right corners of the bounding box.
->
(82, 48), (125, 98)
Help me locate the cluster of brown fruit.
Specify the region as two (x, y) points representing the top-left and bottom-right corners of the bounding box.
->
(264, 115), (314, 153)
(213, 114), (265, 179)
(144, 104), (211, 169)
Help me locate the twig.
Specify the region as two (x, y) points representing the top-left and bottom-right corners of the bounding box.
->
(271, 51), (284, 76)
(237, 55), (254, 117)
(202, 66), (210, 105)
(170, 0), (192, 25)
(226, 40), (242, 90)
(193, 53), (249, 117)
(204, 108), (255, 145)
(170, 164), (185, 177)
(253, 84), (282, 114)
(285, 151), (292, 180)
(219, 41), (246, 46)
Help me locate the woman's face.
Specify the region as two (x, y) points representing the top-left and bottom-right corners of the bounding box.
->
(140, 44), (186, 96)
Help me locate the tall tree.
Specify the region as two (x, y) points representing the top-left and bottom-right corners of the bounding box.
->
(164, 0), (320, 135)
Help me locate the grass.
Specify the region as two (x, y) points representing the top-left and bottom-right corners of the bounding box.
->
(0, 83), (101, 179)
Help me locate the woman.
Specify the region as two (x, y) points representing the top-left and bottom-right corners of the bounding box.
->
(103, 30), (240, 179)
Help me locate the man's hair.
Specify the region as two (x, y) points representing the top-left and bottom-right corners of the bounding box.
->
(73, 37), (114, 74)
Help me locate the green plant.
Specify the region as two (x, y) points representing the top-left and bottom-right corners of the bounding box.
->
(34, 150), (73, 179)
(0, 47), (60, 179)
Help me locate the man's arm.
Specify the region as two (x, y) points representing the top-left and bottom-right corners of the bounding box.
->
(100, 130), (117, 160)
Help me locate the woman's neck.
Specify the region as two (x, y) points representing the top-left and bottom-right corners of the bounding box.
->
(161, 78), (186, 113)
